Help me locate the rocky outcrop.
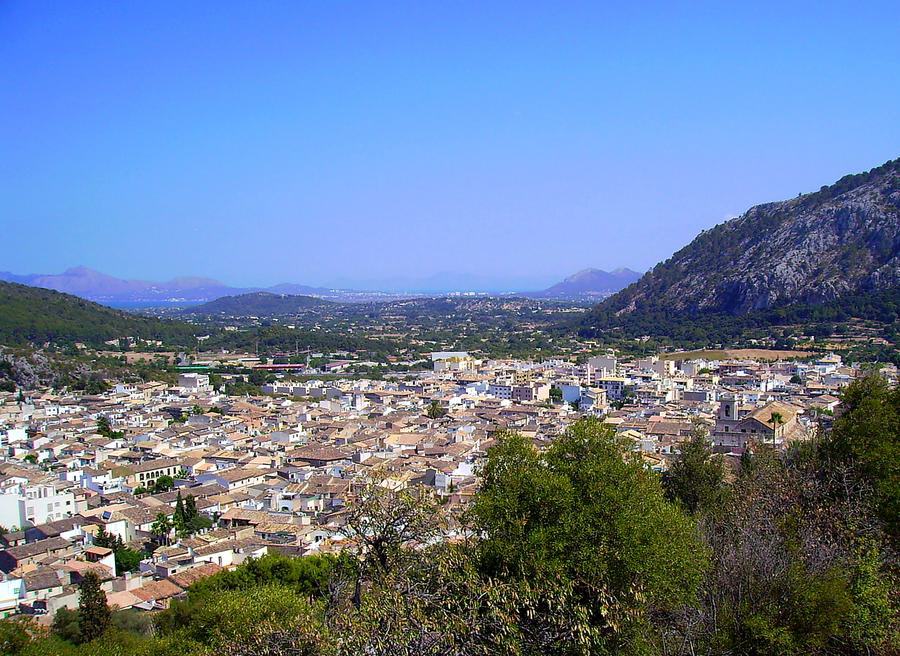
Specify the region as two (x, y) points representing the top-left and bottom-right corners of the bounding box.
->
(595, 158), (899, 318)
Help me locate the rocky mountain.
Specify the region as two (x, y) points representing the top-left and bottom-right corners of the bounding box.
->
(184, 292), (333, 316)
(532, 268), (642, 299)
(589, 157), (899, 322)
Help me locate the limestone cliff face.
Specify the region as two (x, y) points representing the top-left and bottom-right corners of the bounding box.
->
(597, 158), (899, 318)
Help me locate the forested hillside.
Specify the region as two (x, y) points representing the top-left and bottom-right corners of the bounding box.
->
(184, 291), (332, 316)
(0, 281), (197, 347)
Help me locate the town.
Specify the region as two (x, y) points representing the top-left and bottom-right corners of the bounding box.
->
(3, 3), (898, 652)
(2, 346), (893, 618)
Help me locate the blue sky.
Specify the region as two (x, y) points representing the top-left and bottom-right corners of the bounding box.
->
(2, 2), (898, 290)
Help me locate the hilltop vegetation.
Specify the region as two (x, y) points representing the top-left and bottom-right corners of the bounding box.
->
(184, 291), (332, 316)
(0, 281), (198, 348)
(582, 285), (900, 361)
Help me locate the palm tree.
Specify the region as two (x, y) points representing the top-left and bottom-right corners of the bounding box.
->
(150, 513), (172, 546)
(426, 400), (446, 419)
(768, 411), (784, 446)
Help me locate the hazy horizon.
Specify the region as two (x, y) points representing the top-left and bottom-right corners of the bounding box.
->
(0, 262), (647, 294)
(2, 3), (899, 289)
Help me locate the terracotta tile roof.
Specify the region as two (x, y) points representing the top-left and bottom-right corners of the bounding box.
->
(168, 562), (223, 588)
(131, 579), (184, 602)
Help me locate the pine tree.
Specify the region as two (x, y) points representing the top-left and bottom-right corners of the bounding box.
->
(663, 424), (728, 514)
(96, 415), (111, 437)
(173, 491), (188, 538)
(174, 491), (185, 522)
(185, 494), (198, 522)
(78, 571), (110, 643)
(93, 524), (111, 549)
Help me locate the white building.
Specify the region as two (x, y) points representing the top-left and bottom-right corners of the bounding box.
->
(0, 482), (77, 528)
(0, 494), (26, 532)
(432, 352), (476, 373)
(178, 373), (211, 393)
(0, 577), (24, 618)
(587, 354), (618, 379)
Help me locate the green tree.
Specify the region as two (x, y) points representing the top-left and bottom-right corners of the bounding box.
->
(96, 415), (124, 439)
(173, 491), (189, 537)
(151, 512), (172, 545)
(78, 571), (111, 643)
(549, 386), (563, 403)
(671, 430), (899, 656)
(184, 494), (198, 521)
(114, 546), (143, 573)
(248, 369), (271, 386)
(472, 418), (708, 653)
(153, 475), (175, 493)
(92, 524), (112, 549)
(768, 410), (785, 446)
(51, 606), (81, 643)
(0, 617), (42, 654)
(824, 374), (900, 536)
(663, 423), (728, 514)
(96, 415), (111, 435)
(425, 400), (446, 419)
(164, 584), (325, 652)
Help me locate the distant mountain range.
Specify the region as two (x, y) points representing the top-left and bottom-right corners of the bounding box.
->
(0, 267), (364, 304)
(583, 157), (900, 338)
(0, 266), (642, 304)
(0, 266), (238, 303)
(527, 268), (642, 299)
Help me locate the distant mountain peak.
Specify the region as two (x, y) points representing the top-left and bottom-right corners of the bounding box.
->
(532, 267), (642, 299)
(564, 268), (602, 281)
(63, 265), (98, 274)
(0, 267), (362, 304)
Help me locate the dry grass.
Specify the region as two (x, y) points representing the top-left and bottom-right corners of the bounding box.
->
(97, 351), (175, 363)
(659, 348), (815, 361)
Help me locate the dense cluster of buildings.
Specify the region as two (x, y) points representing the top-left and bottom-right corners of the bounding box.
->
(0, 349), (892, 620)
